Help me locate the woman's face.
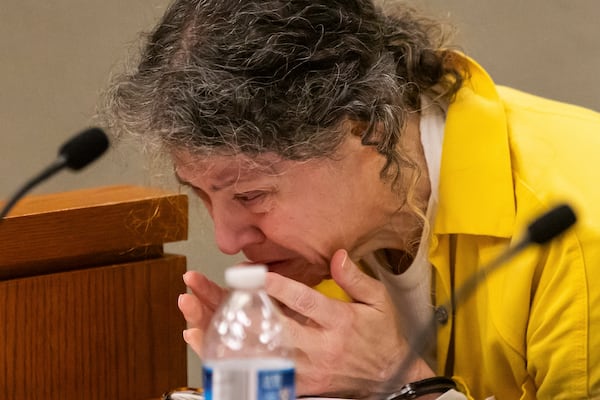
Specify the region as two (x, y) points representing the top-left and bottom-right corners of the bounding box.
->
(173, 135), (403, 287)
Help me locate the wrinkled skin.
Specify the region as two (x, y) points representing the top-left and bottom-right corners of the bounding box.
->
(175, 120), (436, 398)
(179, 249), (436, 398)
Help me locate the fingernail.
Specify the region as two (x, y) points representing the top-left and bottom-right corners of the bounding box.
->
(340, 250), (348, 270)
(177, 293), (184, 308)
(182, 271), (192, 285)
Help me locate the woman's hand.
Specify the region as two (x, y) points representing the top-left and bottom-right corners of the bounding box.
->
(266, 249), (436, 399)
(178, 250), (436, 399)
(178, 271), (227, 356)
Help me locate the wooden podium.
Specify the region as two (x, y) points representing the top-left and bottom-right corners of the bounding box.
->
(0, 185), (189, 400)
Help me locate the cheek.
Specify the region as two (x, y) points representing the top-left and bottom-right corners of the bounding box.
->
(258, 197), (348, 257)
(258, 213), (316, 249)
(268, 208), (321, 236)
(268, 215), (340, 256)
(259, 215), (301, 243)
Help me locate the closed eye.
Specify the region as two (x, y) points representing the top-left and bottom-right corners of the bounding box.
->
(234, 191), (267, 205)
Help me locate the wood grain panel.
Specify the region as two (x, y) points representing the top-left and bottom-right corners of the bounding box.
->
(0, 185), (188, 279)
(0, 255), (187, 400)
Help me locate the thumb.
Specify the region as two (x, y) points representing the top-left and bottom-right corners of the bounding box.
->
(330, 249), (383, 306)
(183, 327), (204, 358)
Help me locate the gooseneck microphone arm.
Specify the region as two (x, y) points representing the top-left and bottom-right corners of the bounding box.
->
(0, 127), (109, 219)
(448, 204), (576, 308)
(0, 156), (68, 219)
(384, 204), (577, 400)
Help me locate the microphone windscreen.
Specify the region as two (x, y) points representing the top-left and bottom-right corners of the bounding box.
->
(58, 127), (110, 170)
(527, 204), (577, 244)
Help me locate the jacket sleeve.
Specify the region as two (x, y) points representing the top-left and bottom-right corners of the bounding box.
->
(522, 227), (600, 399)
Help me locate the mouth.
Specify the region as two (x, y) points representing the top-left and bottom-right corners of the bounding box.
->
(252, 258), (329, 288)
(254, 259), (290, 272)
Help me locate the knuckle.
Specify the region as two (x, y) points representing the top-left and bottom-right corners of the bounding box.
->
(300, 371), (331, 395)
(292, 289), (319, 315)
(346, 266), (364, 288)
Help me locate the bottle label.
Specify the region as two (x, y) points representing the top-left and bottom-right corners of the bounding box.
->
(203, 361), (295, 400)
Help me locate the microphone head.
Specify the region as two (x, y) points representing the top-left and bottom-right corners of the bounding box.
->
(58, 127), (110, 170)
(527, 204), (577, 244)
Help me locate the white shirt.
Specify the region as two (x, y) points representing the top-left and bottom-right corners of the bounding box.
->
(362, 98), (468, 400)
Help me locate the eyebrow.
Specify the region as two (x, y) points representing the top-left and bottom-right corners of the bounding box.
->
(174, 158), (281, 193)
(174, 170), (249, 193)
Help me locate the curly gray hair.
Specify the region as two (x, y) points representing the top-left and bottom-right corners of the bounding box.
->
(104, 0), (464, 185)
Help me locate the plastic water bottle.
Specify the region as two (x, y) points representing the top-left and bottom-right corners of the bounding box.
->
(202, 265), (295, 400)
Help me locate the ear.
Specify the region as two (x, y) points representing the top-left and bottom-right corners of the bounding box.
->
(345, 119), (370, 138)
(342, 118), (385, 147)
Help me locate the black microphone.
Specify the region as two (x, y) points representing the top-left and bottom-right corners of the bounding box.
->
(384, 204), (577, 400)
(527, 204), (577, 244)
(0, 127), (109, 219)
(448, 203), (576, 309)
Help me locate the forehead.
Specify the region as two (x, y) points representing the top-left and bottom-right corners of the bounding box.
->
(172, 149), (292, 186)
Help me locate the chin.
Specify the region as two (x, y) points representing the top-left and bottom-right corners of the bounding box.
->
(264, 259), (329, 287)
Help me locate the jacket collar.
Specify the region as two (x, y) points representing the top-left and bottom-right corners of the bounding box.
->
(432, 56), (516, 239)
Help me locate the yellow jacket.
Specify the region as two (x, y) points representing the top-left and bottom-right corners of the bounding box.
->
(317, 57), (600, 399)
(433, 58), (600, 398)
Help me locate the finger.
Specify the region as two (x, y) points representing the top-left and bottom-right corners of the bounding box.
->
(330, 249), (386, 307)
(183, 327), (204, 357)
(182, 270), (226, 311)
(265, 272), (343, 329)
(277, 311), (326, 363)
(178, 293), (214, 329)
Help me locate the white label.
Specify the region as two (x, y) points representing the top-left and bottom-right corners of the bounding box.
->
(203, 358), (295, 400)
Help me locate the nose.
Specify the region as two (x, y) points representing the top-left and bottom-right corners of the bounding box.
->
(211, 204), (265, 255)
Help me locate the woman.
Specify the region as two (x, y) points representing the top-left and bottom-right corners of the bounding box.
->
(104, 0), (600, 398)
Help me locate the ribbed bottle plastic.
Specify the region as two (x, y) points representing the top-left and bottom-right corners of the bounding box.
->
(202, 265), (295, 400)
